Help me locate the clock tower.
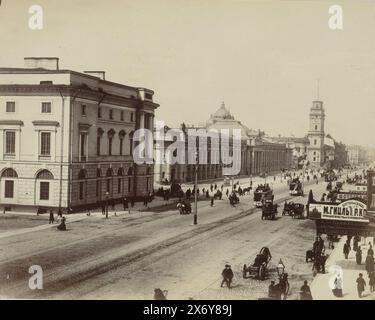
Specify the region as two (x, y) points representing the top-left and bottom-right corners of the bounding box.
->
(307, 100), (325, 168)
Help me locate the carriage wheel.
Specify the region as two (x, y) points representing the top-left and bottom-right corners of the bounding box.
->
(259, 264), (266, 280)
(243, 264), (247, 278)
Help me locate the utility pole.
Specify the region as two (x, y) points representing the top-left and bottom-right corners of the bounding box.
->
(193, 150), (198, 225)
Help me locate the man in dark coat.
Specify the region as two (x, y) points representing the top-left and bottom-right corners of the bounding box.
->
(357, 273), (366, 298)
(220, 264), (234, 288)
(49, 210), (54, 224)
(123, 197), (128, 211)
(356, 246), (363, 265)
(368, 243), (374, 257)
(366, 253), (374, 275)
(343, 241), (350, 259)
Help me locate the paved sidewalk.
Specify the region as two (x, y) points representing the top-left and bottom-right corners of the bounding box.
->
(311, 236), (375, 300)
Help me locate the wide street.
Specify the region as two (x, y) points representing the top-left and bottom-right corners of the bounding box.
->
(0, 177), (327, 300)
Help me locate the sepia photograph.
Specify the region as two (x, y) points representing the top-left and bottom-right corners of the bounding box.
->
(0, 0), (375, 309)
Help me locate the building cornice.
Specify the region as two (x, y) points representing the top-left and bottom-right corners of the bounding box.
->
(0, 85), (159, 111)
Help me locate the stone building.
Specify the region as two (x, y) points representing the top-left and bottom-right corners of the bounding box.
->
(0, 57), (158, 212)
(154, 103), (292, 184)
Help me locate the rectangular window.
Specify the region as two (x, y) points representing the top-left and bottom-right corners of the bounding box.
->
(130, 112), (134, 122)
(120, 111), (124, 121)
(4, 180), (14, 198)
(97, 136), (101, 156)
(128, 178), (131, 192)
(120, 139), (124, 156)
(118, 178), (122, 193)
(98, 107), (102, 118)
(80, 134), (87, 160)
(109, 109), (113, 120)
(6, 101), (15, 113)
(81, 105), (87, 116)
(106, 179), (111, 193)
(96, 180), (100, 197)
(40, 132), (51, 156)
(40, 182), (49, 200)
(5, 131), (15, 154)
(108, 137), (113, 156)
(372, 194), (375, 208)
(41, 102), (52, 113)
(372, 177), (375, 186)
(79, 182), (84, 200)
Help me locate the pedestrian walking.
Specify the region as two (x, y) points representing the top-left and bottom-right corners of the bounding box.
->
(101, 202), (106, 215)
(369, 272), (375, 292)
(368, 243), (374, 257)
(220, 264), (234, 289)
(356, 246), (363, 265)
(356, 273), (366, 298)
(49, 210), (54, 224)
(343, 241), (350, 259)
(365, 253), (374, 275)
(210, 196), (214, 207)
(332, 274), (343, 298)
(123, 197), (128, 211)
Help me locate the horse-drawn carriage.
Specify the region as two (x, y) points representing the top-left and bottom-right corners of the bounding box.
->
(177, 201), (192, 214)
(243, 247), (272, 280)
(254, 185), (273, 208)
(261, 196), (278, 220)
(289, 178), (303, 196)
(282, 201), (305, 219)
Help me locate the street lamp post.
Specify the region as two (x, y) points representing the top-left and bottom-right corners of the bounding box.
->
(105, 191), (109, 219)
(193, 151), (198, 225)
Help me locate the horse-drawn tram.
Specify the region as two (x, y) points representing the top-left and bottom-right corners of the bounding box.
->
(261, 196), (278, 220)
(253, 184), (273, 208)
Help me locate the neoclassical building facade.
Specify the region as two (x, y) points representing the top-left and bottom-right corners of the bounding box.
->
(155, 103), (292, 184)
(0, 57), (158, 212)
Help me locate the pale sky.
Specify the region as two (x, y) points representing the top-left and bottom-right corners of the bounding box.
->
(0, 0), (374, 147)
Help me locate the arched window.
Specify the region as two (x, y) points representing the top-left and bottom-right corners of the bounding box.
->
(1, 168), (18, 199)
(97, 128), (104, 156)
(117, 168), (124, 194)
(35, 169), (53, 201)
(1, 168), (18, 178)
(106, 168), (113, 194)
(129, 131), (134, 156)
(36, 170), (54, 180)
(127, 167), (133, 176)
(119, 130), (126, 156)
(78, 169), (87, 180)
(77, 169), (87, 200)
(106, 168), (113, 177)
(107, 129), (116, 156)
(96, 168), (102, 197)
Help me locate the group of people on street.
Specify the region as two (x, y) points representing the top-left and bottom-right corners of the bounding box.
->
(341, 236), (375, 298)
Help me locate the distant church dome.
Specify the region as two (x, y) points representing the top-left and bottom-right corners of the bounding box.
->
(209, 102), (234, 121)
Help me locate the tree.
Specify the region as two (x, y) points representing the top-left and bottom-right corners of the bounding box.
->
(331, 141), (348, 169)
